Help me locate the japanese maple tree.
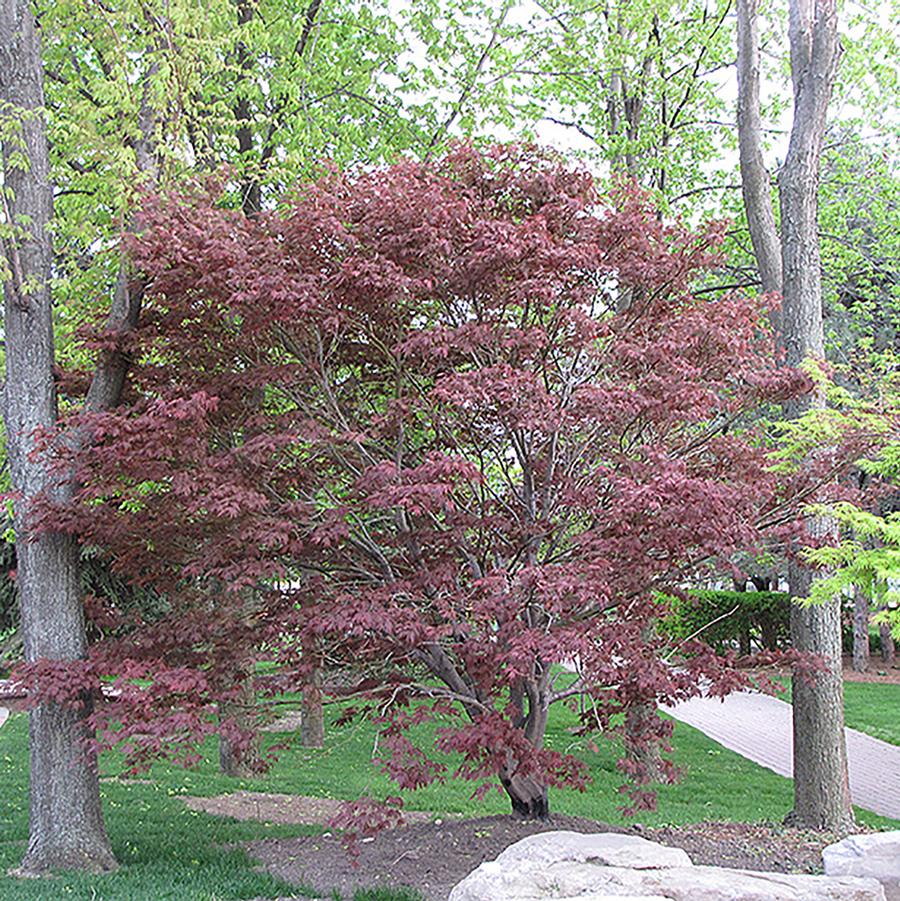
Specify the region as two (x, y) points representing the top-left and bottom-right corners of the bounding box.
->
(42, 145), (811, 817)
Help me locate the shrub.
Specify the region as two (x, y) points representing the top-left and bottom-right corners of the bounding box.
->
(662, 589), (791, 654)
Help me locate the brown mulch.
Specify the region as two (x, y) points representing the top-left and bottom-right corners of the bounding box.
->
(641, 821), (845, 875)
(242, 809), (846, 901)
(248, 813), (627, 901)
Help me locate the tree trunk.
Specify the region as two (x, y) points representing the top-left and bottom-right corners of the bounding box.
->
(737, 0), (851, 833)
(0, 0), (116, 873)
(778, 0), (850, 832)
(218, 716), (258, 777)
(760, 613), (779, 651)
(736, 0), (783, 298)
(300, 662), (325, 749)
(879, 608), (896, 665)
(15, 540), (116, 874)
(624, 701), (663, 782)
(219, 675), (260, 777)
(785, 567), (854, 832)
(852, 586), (870, 673)
(499, 693), (550, 819)
(499, 762), (549, 820)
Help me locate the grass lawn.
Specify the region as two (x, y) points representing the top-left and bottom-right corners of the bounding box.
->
(843, 682), (900, 746)
(0, 693), (897, 901)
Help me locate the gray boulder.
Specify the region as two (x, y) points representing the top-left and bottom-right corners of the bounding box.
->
(824, 832), (900, 901)
(493, 832), (692, 870)
(448, 830), (887, 901)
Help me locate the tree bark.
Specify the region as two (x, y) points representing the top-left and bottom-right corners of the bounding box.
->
(778, 0), (850, 832)
(624, 624), (662, 781)
(852, 585), (870, 673)
(218, 677), (260, 777)
(499, 759), (549, 820)
(624, 701), (663, 782)
(736, 0), (783, 298)
(879, 607), (896, 665)
(0, 0), (116, 874)
(737, 0), (851, 832)
(785, 567), (853, 830)
(300, 662), (325, 749)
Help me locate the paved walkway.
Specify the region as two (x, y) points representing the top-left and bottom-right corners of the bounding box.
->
(663, 690), (900, 820)
(0, 707), (7, 730)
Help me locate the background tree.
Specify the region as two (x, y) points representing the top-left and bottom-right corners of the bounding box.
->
(736, 0), (851, 831)
(0, 0), (117, 873)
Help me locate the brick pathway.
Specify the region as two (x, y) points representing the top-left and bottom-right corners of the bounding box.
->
(662, 690), (900, 820)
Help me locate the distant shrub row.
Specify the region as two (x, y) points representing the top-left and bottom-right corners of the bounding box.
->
(661, 588), (890, 656)
(661, 589), (790, 654)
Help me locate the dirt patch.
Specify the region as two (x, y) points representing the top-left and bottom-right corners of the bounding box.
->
(183, 791), (437, 827)
(642, 821), (845, 875)
(244, 813), (848, 901)
(745, 659), (900, 687)
(248, 813), (627, 900)
(261, 710), (304, 732)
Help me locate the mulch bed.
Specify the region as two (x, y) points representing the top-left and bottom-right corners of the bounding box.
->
(243, 810), (845, 901)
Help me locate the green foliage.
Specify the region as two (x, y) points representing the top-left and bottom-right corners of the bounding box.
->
(768, 357), (897, 483)
(804, 502), (900, 640)
(820, 132), (900, 357)
(661, 590), (791, 654)
(797, 352), (900, 637)
(532, 0), (736, 206)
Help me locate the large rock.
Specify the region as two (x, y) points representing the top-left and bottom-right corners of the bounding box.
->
(824, 832), (900, 901)
(494, 832), (693, 870)
(449, 831), (887, 901)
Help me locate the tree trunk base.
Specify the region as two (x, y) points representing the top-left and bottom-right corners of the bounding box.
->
(12, 845), (118, 878)
(782, 806), (855, 835)
(500, 770), (549, 820)
(787, 588), (855, 834)
(15, 703), (118, 876)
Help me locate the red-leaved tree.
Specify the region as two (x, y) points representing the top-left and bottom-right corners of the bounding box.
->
(35, 145), (813, 817)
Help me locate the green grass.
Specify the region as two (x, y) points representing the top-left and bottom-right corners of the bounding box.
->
(0, 691), (897, 900)
(843, 682), (900, 746)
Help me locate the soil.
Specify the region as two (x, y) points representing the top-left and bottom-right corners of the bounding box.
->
(184, 791), (436, 827)
(219, 792), (851, 901)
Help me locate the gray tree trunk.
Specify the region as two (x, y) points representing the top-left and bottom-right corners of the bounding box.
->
(852, 586), (870, 673)
(736, 0), (852, 832)
(0, 0), (116, 874)
(778, 0), (851, 833)
(785, 567), (853, 830)
(736, 0), (783, 298)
